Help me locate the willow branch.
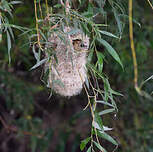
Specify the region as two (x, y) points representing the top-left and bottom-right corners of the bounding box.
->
(129, 0), (138, 89)
(34, 0), (43, 50)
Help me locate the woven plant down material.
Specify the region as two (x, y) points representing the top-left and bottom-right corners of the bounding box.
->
(45, 27), (89, 97)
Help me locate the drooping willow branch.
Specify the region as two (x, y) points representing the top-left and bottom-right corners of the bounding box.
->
(129, 0), (153, 100)
(129, 0), (138, 89)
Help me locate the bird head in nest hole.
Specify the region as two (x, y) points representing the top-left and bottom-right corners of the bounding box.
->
(72, 39), (89, 52)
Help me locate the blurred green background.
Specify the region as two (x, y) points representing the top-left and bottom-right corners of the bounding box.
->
(0, 0), (153, 152)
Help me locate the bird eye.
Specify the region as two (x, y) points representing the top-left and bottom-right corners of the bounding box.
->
(80, 43), (85, 47)
(81, 43), (88, 48)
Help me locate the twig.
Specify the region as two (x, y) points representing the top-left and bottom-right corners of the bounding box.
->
(78, 69), (104, 152)
(45, 0), (49, 15)
(34, 0), (43, 51)
(39, 0), (43, 19)
(129, 0), (138, 89)
(129, 0), (153, 99)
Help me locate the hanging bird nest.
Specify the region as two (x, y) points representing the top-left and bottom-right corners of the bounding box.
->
(45, 27), (89, 97)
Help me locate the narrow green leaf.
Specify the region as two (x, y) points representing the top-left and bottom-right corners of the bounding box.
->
(103, 77), (109, 101)
(88, 49), (94, 63)
(103, 126), (113, 131)
(96, 51), (104, 73)
(113, 8), (122, 37)
(81, 22), (90, 36)
(140, 75), (153, 88)
(97, 131), (118, 146)
(8, 26), (14, 40)
(39, 30), (47, 41)
(2, 23), (28, 31)
(80, 137), (91, 151)
(87, 146), (91, 152)
(109, 95), (118, 111)
(93, 141), (107, 152)
(30, 58), (48, 70)
(98, 30), (119, 39)
(99, 108), (115, 116)
(87, 63), (105, 79)
(85, 77), (90, 90)
(97, 38), (123, 68)
(92, 121), (102, 131)
(32, 45), (40, 63)
(94, 24), (108, 27)
(119, 14), (141, 27)
(9, 1), (22, 5)
(96, 100), (114, 107)
(2, 0), (12, 13)
(6, 30), (11, 63)
(110, 89), (123, 96)
(94, 112), (103, 130)
(53, 4), (62, 8)
(82, 12), (93, 18)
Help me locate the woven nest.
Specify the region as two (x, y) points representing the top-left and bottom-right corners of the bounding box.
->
(45, 27), (89, 97)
